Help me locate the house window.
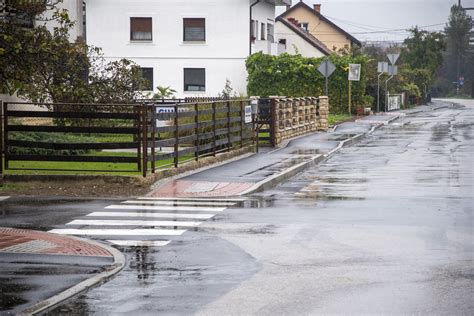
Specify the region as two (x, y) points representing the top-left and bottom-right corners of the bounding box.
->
(267, 23), (274, 42)
(183, 18), (206, 42)
(278, 39), (287, 48)
(141, 67), (154, 90)
(300, 22), (309, 32)
(184, 68), (205, 92)
(260, 22), (265, 40)
(130, 17), (152, 41)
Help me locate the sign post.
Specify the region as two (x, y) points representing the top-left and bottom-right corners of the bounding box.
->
(348, 64), (361, 114)
(384, 53), (399, 112)
(377, 61), (388, 112)
(317, 59), (336, 96)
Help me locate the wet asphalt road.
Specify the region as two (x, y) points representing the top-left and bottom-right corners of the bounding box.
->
(2, 100), (473, 314)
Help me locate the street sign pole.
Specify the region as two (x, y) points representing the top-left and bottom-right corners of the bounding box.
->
(377, 72), (383, 113)
(348, 80), (351, 114)
(318, 59), (336, 96)
(325, 61), (329, 96)
(385, 75), (394, 112)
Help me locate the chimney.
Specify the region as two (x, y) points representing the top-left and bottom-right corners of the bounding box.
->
(286, 4), (290, 11)
(314, 4), (321, 13)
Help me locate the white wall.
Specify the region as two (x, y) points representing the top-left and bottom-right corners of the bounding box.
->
(86, 0), (256, 97)
(40, 0), (83, 41)
(275, 21), (326, 58)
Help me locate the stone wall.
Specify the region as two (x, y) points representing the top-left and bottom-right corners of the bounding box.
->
(271, 96), (329, 146)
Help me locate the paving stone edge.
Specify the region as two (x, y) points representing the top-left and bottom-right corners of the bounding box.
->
(18, 237), (125, 316)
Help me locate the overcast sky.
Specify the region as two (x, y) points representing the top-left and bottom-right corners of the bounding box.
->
(277, 0), (474, 43)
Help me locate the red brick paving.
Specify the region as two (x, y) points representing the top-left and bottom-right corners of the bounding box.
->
(0, 227), (113, 257)
(149, 180), (255, 197)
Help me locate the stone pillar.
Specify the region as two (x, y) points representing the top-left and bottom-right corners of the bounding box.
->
(318, 96), (329, 131)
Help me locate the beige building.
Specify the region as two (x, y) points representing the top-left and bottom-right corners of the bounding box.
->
(278, 1), (361, 52)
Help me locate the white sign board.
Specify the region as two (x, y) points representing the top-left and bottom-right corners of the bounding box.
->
(244, 105), (252, 123)
(377, 61), (388, 73)
(388, 65), (398, 76)
(348, 64), (361, 81)
(387, 95), (401, 111)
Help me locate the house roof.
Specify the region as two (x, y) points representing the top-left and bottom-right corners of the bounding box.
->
(276, 16), (332, 56)
(279, 1), (362, 47)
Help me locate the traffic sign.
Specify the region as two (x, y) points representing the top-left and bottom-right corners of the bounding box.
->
(317, 59), (336, 78)
(348, 64), (361, 81)
(459, 77), (465, 86)
(318, 59), (336, 96)
(377, 61), (388, 73)
(388, 65), (398, 76)
(387, 53), (400, 65)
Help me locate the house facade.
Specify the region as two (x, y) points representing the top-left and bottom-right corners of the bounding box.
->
(277, 2), (360, 53)
(275, 16), (331, 58)
(78, 0), (290, 98)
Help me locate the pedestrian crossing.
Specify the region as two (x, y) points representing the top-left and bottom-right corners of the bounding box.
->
(49, 198), (243, 248)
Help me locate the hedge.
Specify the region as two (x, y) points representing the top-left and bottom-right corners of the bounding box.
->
(246, 52), (370, 114)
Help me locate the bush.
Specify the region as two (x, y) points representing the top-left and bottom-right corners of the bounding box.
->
(246, 52), (370, 114)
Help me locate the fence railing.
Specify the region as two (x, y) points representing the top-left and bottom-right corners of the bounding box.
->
(0, 99), (254, 177)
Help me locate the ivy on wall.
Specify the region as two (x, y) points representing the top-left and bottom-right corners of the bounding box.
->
(246, 52), (370, 114)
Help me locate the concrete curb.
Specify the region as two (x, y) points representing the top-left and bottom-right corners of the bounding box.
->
(18, 237), (125, 316)
(238, 116), (400, 196)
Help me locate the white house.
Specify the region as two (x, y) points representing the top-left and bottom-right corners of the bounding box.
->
(70, 0), (291, 98)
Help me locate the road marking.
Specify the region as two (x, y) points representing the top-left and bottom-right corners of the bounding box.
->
(87, 211), (215, 220)
(138, 197), (245, 202)
(121, 200), (236, 207)
(105, 205), (226, 212)
(49, 228), (186, 236)
(0, 196), (10, 201)
(67, 219), (201, 227)
(107, 240), (171, 247)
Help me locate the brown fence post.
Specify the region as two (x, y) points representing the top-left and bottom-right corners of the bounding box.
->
(0, 100), (3, 181)
(270, 98), (277, 147)
(174, 104), (179, 168)
(240, 100), (244, 148)
(3, 102), (8, 171)
(227, 100), (231, 152)
(194, 102), (199, 161)
(212, 102), (217, 157)
(136, 105), (142, 172)
(151, 105), (156, 173)
(142, 104), (148, 178)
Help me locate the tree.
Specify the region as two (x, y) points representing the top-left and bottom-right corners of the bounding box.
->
(435, 5), (473, 97)
(402, 27), (446, 80)
(152, 86), (177, 99)
(1, 1), (147, 103)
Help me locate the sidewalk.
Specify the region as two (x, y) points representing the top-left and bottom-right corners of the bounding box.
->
(0, 227), (124, 315)
(149, 113), (402, 198)
(149, 101), (453, 198)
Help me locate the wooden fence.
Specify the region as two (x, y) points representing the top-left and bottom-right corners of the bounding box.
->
(0, 99), (254, 177)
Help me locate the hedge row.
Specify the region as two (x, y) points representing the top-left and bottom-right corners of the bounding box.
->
(246, 52), (371, 114)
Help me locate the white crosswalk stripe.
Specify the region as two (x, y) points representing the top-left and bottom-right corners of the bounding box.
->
(67, 219), (201, 227)
(87, 211), (215, 220)
(49, 198), (239, 248)
(107, 240), (171, 247)
(105, 204), (226, 212)
(121, 200), (236, 207)
(49, 228), (186, 236)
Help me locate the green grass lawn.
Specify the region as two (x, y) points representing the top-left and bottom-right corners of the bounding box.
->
(328, 114), (353, 126)
(3, 152), (194, 176)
